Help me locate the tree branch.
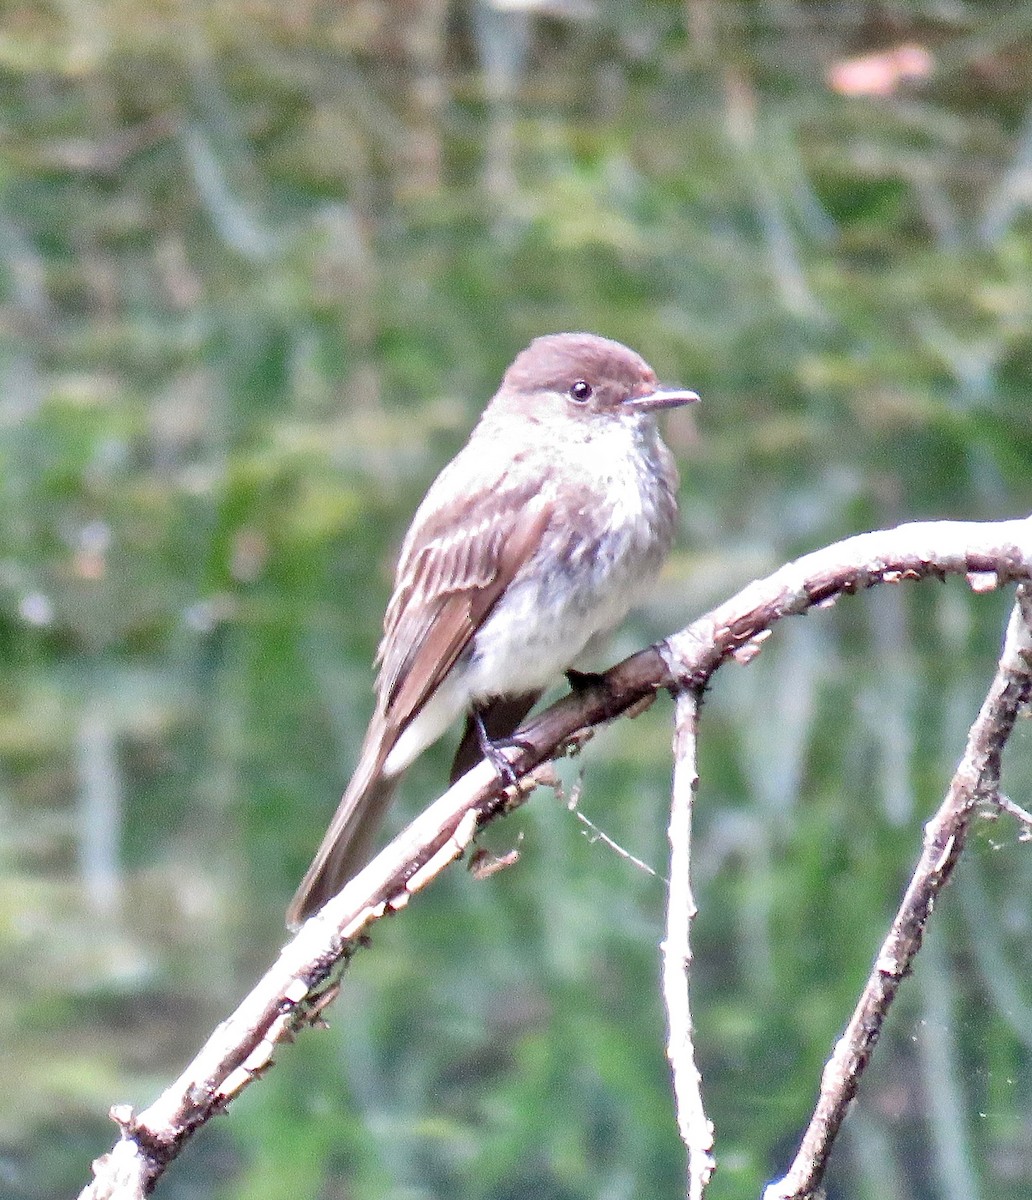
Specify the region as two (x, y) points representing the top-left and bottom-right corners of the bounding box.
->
(78, 516), (1032, 1199)
(664, 687), (716, 1199)
(763, 585), (1032, 1200)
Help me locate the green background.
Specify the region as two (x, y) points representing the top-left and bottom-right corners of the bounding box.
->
(2, 3), (1032, 1198)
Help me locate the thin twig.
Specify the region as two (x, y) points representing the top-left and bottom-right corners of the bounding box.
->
(994, 793), (1032, 837)
(762, 587), (1032, 1200)
(664, 688), (716, 1199)
(565, 774), (664, 879)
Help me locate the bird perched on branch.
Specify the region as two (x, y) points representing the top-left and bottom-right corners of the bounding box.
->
(288, 332), (698, 927)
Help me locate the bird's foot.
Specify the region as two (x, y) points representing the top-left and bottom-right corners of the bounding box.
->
(474, 709), (530, 789)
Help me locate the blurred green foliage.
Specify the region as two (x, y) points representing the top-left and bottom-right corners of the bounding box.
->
(2, 2), (1032, 1198)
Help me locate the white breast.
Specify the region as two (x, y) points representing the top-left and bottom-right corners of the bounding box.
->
(466, 414), (676, 698)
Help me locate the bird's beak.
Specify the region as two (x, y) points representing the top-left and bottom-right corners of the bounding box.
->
(625, 386), (701, 412)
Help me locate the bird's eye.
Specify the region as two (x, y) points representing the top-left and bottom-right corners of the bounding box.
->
(569, 380), (592, 403)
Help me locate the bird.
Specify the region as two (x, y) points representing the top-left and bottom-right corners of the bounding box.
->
(287, 332), (698, 926)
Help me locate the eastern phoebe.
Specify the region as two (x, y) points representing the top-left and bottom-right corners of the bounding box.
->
(287, 332), (698, 926)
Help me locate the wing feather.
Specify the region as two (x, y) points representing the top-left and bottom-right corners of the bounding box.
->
(375, 465), (552, 748)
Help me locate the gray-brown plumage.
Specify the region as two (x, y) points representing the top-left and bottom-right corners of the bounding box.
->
(287, 333), (698, 927)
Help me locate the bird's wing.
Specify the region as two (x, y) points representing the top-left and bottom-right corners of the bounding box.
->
(375, 467), (553, 743)
(286, 464), (553, 928)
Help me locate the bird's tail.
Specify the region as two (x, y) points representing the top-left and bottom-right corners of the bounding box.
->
(287, 690), (542, 928)
(286, 743), (398, 928)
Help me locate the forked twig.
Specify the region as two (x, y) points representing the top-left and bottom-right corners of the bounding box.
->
(78, 517), (1032, 1199)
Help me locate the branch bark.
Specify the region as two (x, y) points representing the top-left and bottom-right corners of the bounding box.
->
(664, 688), (715, 1199)
(762, 585), (1032, 1200)
(78, 516), (1032, 1199)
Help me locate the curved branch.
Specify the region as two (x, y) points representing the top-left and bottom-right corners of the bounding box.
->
(79, 515), (1032, 1199)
